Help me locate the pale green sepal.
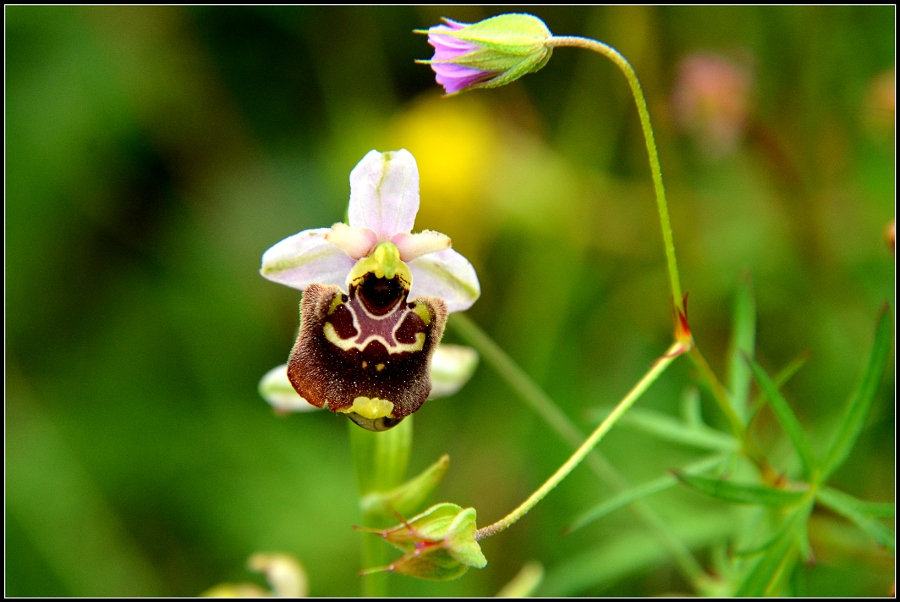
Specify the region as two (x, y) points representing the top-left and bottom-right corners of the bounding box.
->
(358, 502), (487, 581)
(440, 14), (551, 55)
(496, 561), (544, 597)
(247, 553), (308, 598)
(258, 364), (320, 414)
(360, 454), (450, 517)
(445, 507), (487, 568)
(428, 344), (479, 399)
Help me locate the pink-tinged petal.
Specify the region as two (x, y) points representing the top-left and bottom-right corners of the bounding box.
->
(324, 223), (378, 259)
(260, 228), (355, 290)
(408, 248), (481, 313)
(348, 149), (420, 239)
(431, 64), (494, 94)
(392, 230), (451, 262)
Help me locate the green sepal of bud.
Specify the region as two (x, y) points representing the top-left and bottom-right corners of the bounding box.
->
(418, 13), (553, 94)
(357, 502), (487, 581)
(360, 454), (450, 518)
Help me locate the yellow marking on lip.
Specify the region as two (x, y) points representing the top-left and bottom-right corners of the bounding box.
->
(376, 363), (385, 371)
(337, 396), (394, 419)
(327, 294), (344, 315)
(362, 360), (368, 368)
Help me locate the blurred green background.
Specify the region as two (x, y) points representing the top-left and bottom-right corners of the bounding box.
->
(6, 6), (894, 597)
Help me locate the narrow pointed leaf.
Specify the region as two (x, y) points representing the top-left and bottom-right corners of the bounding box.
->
(821, 306), (893, 480)
(727, 273), (756, 423)
(568, 455), (726, 533)
(734, 504), (811, 596)
(675, 473), (808, 507)
(590, 407), (737, 452)
(746, 356), (816, 478)
(360, 454), (450, 518)
(680, 387), (704, 427)
(747, 351), (810, 422)
(816, 486), (895, 551)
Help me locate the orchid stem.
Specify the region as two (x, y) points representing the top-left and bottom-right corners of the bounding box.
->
(547, 35), (684, 316)
(350, 416), (414, 596)
(474, 342), (683, 540)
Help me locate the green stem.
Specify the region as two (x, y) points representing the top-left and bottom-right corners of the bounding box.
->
(474, 342), (683, 540)
(349, 416), (414, 596)
(449, 313), (705, 583)
(547, 35), (684, 315)
(688, 347), (776, 484)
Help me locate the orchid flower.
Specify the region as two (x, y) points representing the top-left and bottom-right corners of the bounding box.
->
(260, 150), (480, 431)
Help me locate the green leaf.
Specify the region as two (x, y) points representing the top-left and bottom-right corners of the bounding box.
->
(727, 273), (756, 424)
(675, 473), (808, 507)
(746, 356), (817, 478)
(567, 454), (726, 533)
(590, 407), (737, 452)
(680, 387), (704, 427)
(734, 504), (811, 596)
(821, 306), (893, 480)
(360, 454), (450, 518)
(816, 486), (895, 551)
(747, 351), (811, 422)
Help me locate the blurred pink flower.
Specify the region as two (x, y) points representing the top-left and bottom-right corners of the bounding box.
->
(671, 53), (753, 159)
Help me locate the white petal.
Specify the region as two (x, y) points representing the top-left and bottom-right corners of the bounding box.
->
(324, 223), (378, 259)
(408, 248), (481, 313)
(348, 149), (420, 240)
(260, 228), (355, 290)
(258, 364), (321, 414)
(392, 230), (452, 262)
(428, 344), (479, 399)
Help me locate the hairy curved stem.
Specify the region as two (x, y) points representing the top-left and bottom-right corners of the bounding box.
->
(548, 35), (684, 315)
(449, 313), (704, 582)
(474, 342), (683, 540)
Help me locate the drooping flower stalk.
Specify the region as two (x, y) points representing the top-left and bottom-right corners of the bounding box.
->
(545, 36), (685, 319)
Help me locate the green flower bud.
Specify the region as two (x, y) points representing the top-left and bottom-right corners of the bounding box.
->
(417, 14), (553, 95)
(357, 502), (487, 581)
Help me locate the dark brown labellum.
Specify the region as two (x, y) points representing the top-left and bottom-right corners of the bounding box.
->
(287, 278), (447, 431)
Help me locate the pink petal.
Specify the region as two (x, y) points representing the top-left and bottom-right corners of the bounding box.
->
(348, 150), (420, 240)
(408, 248), (481, 313)
(260, 228), (356, 290)
(392, 230), (452, 262)
(324, 223), (378, 259)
